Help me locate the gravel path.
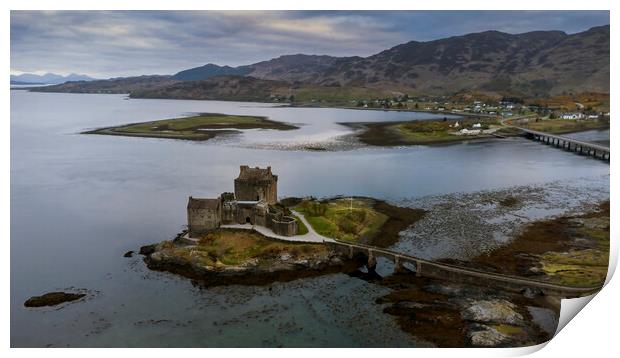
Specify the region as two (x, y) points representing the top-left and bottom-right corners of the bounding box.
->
(218, 211), (335, 244)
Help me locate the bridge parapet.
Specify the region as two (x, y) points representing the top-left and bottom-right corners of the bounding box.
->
(326, 239), (602, 297)
(514, 126), (609, 161)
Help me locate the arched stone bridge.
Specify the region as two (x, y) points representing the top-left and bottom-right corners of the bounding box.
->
(327, 240), (603, 297)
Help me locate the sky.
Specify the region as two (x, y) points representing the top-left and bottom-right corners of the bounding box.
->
(10, 10), (610, 79)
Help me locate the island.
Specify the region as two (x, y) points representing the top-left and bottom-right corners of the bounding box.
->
(24, 291), (86, 308)
(140, 165), (426, 286)
(83, 112), (298, 141)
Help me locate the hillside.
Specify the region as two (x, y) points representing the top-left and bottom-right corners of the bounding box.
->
(25, 25), (609, 100)
(253, 26), (608, 96)
(129, 75), (292, 102)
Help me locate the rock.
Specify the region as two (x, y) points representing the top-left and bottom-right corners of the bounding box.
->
(521, 288), (542, 299)
(123, 250), (134, 258)
(468, 324), (512, 347)
(139, 244), (157, 256)
(24, 292), (86, 307)
(462, 299), (524, 325)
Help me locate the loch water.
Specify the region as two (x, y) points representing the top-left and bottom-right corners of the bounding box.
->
(10, 91), (610, 347)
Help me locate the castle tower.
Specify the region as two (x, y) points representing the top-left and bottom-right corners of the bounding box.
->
(234, 165), (278, 204)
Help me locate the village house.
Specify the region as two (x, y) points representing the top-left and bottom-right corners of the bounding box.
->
(561, 112), (585, 120)
(187, 166), (297, 237)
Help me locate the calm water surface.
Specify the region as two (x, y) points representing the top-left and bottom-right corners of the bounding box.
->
(10, 91), (609, 347)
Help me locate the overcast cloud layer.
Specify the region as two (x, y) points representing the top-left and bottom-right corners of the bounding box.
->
(11, 10), (610, 78)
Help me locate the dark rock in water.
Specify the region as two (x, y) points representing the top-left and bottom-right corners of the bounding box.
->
(123, 250), (134, 258)
(139, 244), (157, 256)
(24, 292), (86, 307)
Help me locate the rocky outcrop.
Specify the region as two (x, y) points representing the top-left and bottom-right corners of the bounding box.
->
(24, 292), (86, 307)
(468, 324), (514, 347)
(140, 240), (361, 287)
(462, 299), (524, 325)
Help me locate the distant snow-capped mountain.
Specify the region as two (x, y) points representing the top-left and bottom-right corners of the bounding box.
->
(10, 72), (96, 85)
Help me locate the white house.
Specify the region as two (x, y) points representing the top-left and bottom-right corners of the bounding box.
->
(459, 128), (481, 135)
(561, 113), (585, 120)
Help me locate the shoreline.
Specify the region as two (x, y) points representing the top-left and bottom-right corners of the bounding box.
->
(18, 89), (607, 146)
(140, 228), (364, 287)
(82, 112), (298, 141)
(140, 198), (426, 287)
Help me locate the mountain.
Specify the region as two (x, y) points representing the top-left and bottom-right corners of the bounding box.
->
(27, 25), (609, 99)
(176, 26), (609, 96)
(10, 72), (97, 85)
(130, 75), (291, 102)
(172, 63), (252, 81)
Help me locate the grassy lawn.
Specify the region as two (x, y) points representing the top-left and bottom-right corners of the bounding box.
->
(163, 230), (326, 267)
(87, 113), (297, 140)
(513, 119), (608, 134)
(295, 216), (309, 235)
(294, 198), (388, 242)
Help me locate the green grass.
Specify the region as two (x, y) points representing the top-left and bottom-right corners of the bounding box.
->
(165, 230), (326, 268)
(294, 198), (388, 242)
(295, 216), (309, 235)
(537, 204), (609, 287)
(539, 249), (608, 286)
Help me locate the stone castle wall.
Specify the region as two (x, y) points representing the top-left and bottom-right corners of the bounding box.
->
(187, 206), (221, 236)
(234, 179), (277, 204)
(188, 166), (296, 237)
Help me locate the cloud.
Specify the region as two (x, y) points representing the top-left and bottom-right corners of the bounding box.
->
(10, 10), (609, 78)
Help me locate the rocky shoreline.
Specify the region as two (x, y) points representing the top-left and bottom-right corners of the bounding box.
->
(376, 200), (609, 347)
(374, 274), (558, 347)
(137, 193), (607, 347)
(140, 229), (363, 287)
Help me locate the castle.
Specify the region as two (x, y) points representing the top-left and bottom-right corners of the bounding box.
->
(187, 166), (298, 237)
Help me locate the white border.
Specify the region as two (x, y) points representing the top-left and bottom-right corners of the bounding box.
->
(4, 1), (616, 357)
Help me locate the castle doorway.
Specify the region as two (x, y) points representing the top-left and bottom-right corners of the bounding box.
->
(245, 217), (252, 224)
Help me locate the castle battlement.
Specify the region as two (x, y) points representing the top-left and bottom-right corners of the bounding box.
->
(187, 166), (296, 237)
